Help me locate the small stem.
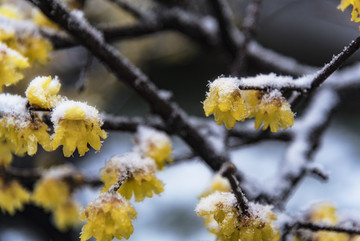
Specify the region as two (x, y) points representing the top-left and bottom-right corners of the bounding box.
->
(108, 172), (129, 194)
(221, 162), (250, 217)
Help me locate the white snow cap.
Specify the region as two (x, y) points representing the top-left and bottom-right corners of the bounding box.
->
(0, 93), (31, 128)
(195, 191), (237, 213)
(51, 100), (101, 123)
(91, 192), (128, 207)
(208, 77), (240, 94)
(105, 152), (156, 175)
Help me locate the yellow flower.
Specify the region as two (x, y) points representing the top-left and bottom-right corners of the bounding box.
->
(51, 100), (107, 157)
(200, 174), (231, 198)
(294, 202), (349, 241)
(310, 202), (338, 225)
(241, 90), (262, 118)
(0, 140), (13, 167)
(80, 192), (137, 241)
(32, 178), (70, 211)
(338, 0), (360, 24)
(53, 201), (81, 231)
(0, 93), (51, 155)
(32, 9), (58, 29)
(254, 90), (294, 133)
(195, 192), (280, 241)
(0, 4), (22, 20)
(0, 178), (30, 215)
(26, 76), (62, 109)
(134, 126), (172, 170)
(203, 77), (248, 129)
(0, 43), (29, 92)
(100, 152), (164, 202)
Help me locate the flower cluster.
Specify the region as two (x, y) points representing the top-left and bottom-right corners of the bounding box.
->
(0, 93), (51, 160)
(80, 192), (137, 241)
(100, 152), (164, 202)
(32, 165), (81, 231)
(134, 126), (173, 170)
(203, 77), (294, 132)
(0, 177), (30, 215)
(0, 76), (107, 166)
(195, 191), (280, 241)
(294, 202), (359, 241)
(338, 0), (360, 27)
(0, 4), (53, 65)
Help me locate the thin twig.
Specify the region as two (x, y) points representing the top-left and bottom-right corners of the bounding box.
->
(108, 172), (129, 194)
(221, 162), (250, 217)
(232, 0), (262, 76)
(76, 51), (93, 92)
(27, 0), (239, 181)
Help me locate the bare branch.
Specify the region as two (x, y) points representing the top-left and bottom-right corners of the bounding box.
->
(295, 222), (360, 235)
(232, 0), (262, 76)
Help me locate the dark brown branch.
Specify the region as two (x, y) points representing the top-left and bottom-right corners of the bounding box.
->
(261, 88), (339, 208)
(0, 167), (102, 188)
(232, 0), (262, 76)
(221, 162), (250, 217)
(27, 0), (236, 182)
(208, 0), (239, 58)
(295, 222), (360, 235)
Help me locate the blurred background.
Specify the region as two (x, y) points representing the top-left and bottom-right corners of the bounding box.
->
(1, 0), (360, 240)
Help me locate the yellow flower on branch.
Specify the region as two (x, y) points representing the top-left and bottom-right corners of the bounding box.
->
(51, 100), (107, 157)
(254, 90), (294, 133)
(200, 174), (231, 198)
(203, 77), (248, 129)
(100, 152), (164, 202)
(32, 176), (70, 211)
(0, 94), (51, 156)
(338, 0), (360, 24)
(0, 140), (14, 167)
(53, 200), (81, 231)
(134, 126), (173, 170)
(294, 202), (349, 241)
(26, 76), (62, 109)
(0, 43), (29, 92)
(0, 4), (22, 20)
(195, 191), (280, 241)
(80, 192), (137, 241)
(0, 178), (30, 215)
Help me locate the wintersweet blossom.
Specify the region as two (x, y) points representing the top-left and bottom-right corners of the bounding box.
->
(0, 4), (53, 64)
(100, 152), (164, 202)
(134, 126), (173, 170)
(203, 77), (248, 129)
(0, 43), (29, 91)
(0, 178), (30, 215)
(195, 191), (280, 241)
(53, 201), (81, 231)
(254, 90), (294, 133)
(80, 192), (137, 241)
(32, 165), (81, 231)
(51, 100), (107, 157)
(338, 0), (360, 24)
(26, 76), (62, 109)
(0, 94), (51, 156)
(294, 202), (349, 241)
(32, 176), (71, 211)
(0, 140), (13, 167)
(200, 174), (231, 198)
